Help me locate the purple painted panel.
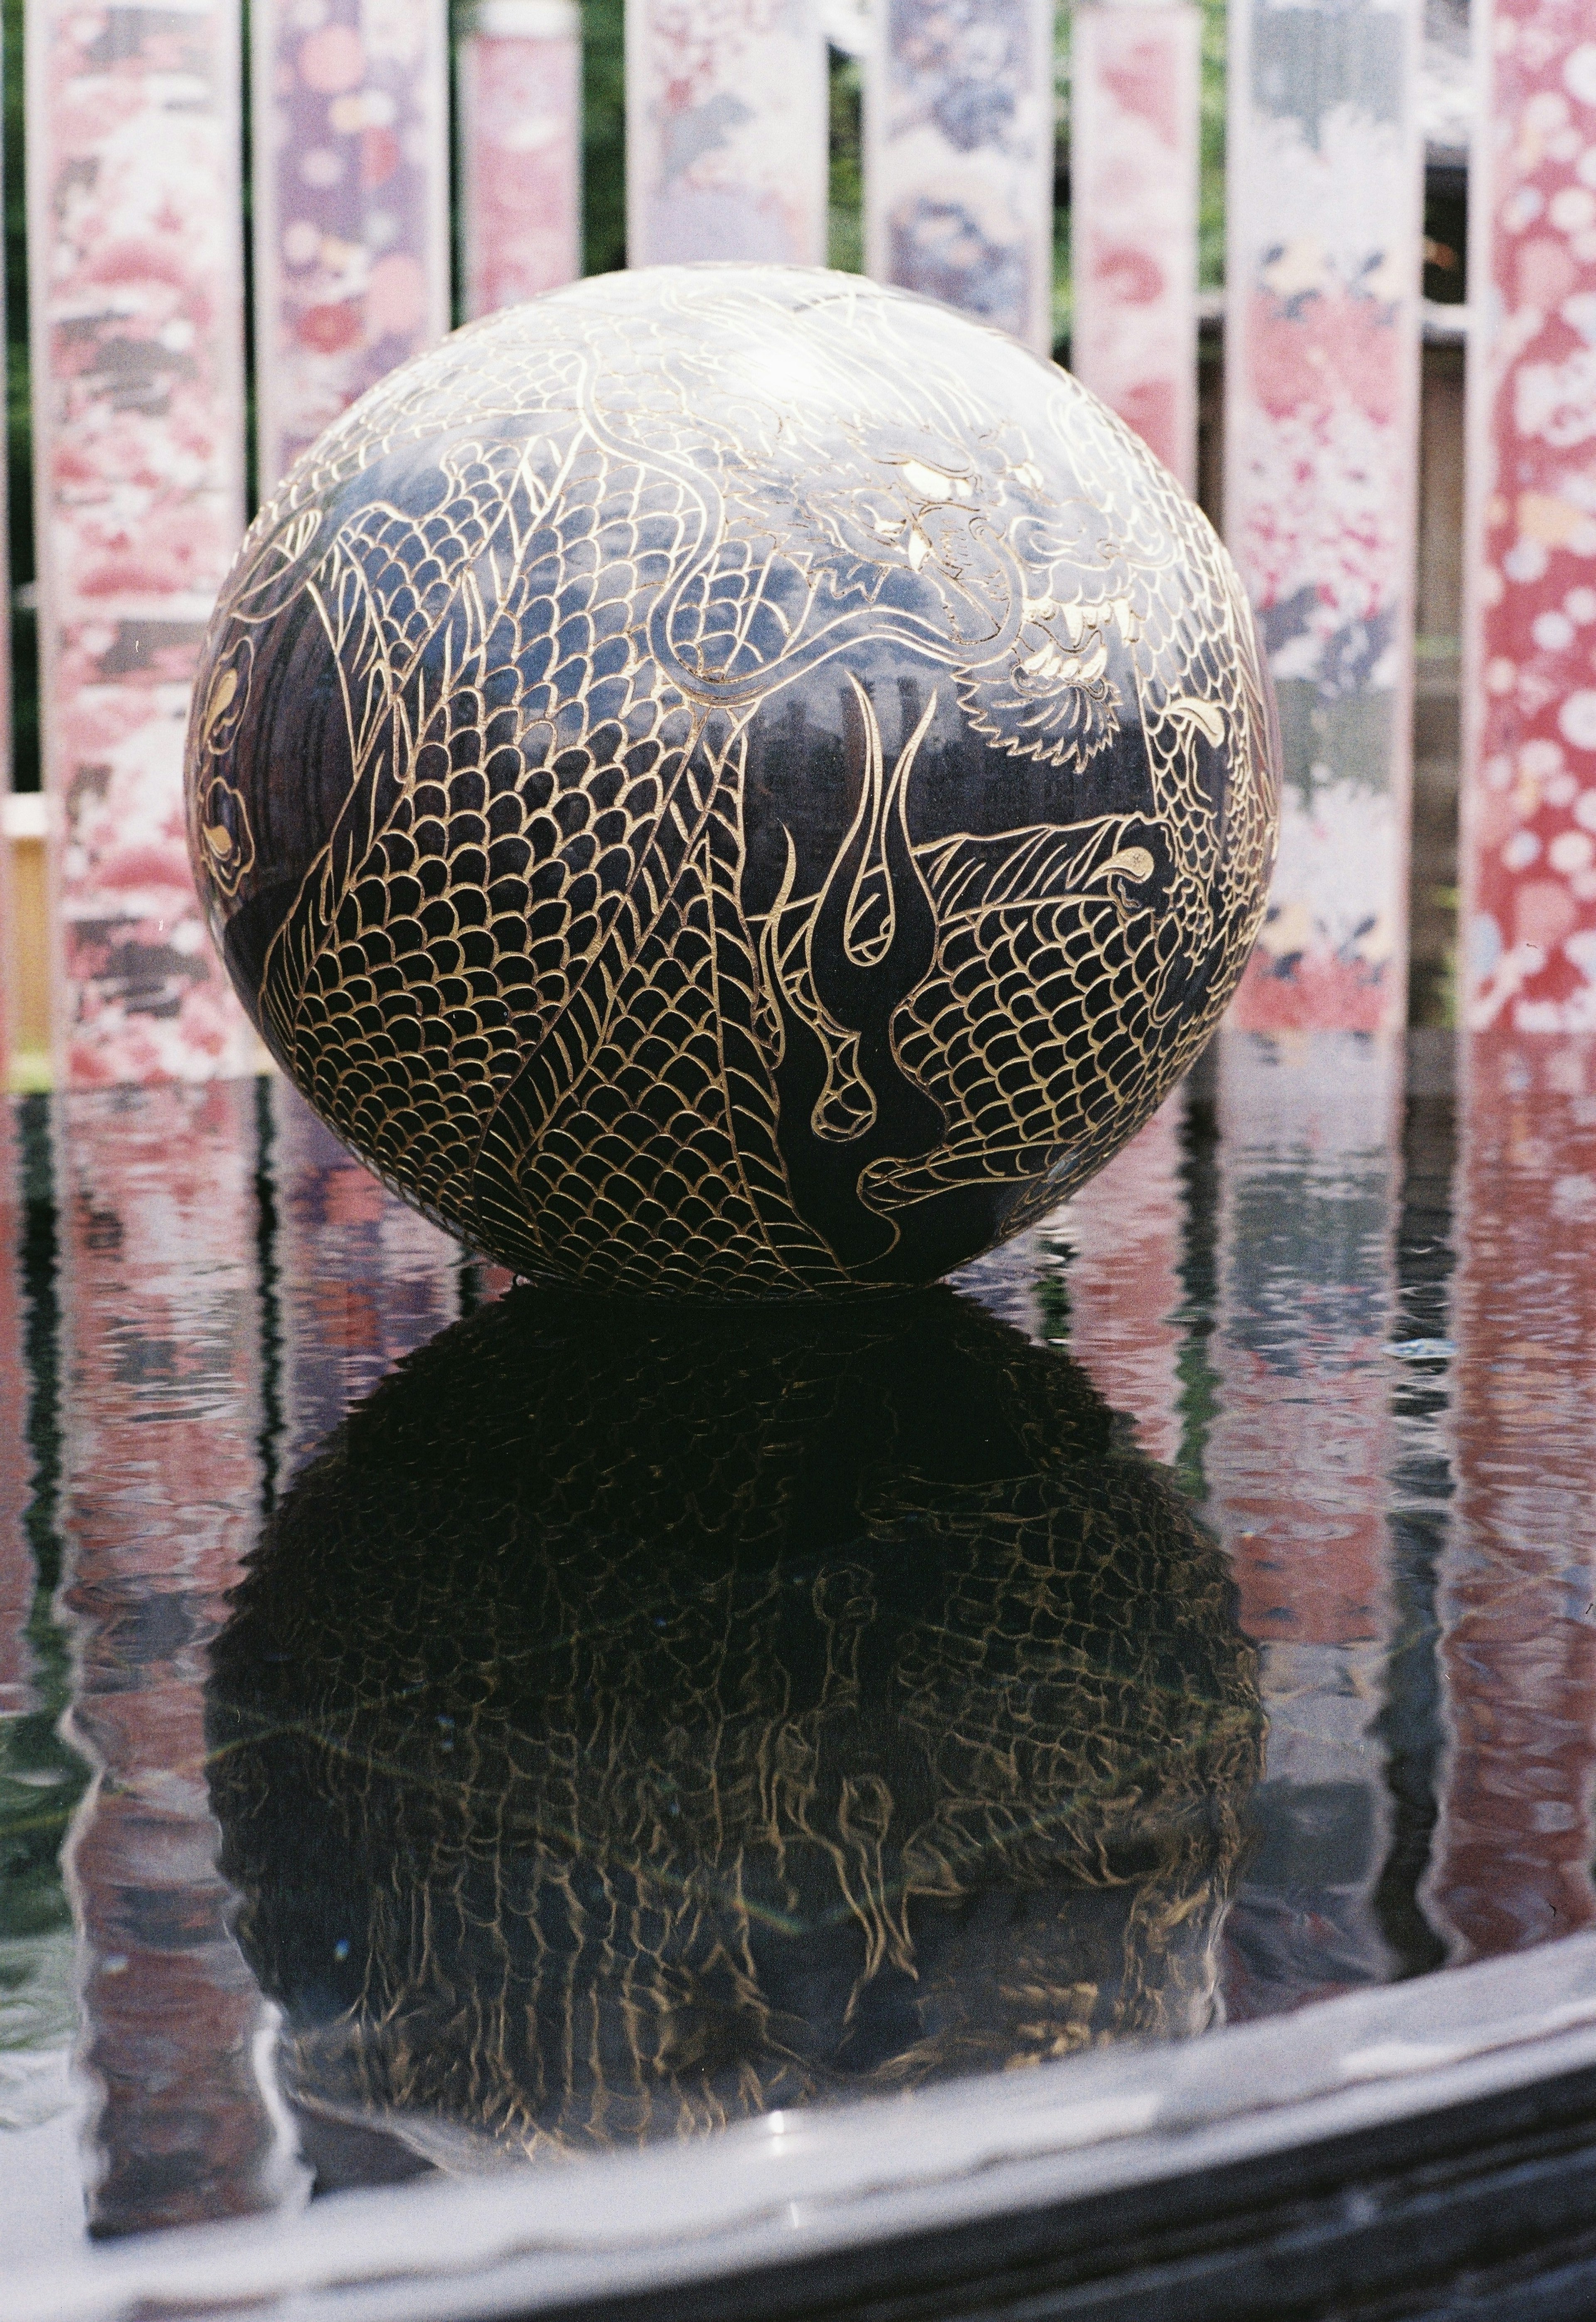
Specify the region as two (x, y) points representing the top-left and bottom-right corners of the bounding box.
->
(253, 0), (451, 493)
(1224, 0), (1425, 1034)
(866, 0), (1055, 355)
(626, 0), (828, 268)
(1070, 3), (1199, 492)
(459, 0), (582, 321)
(27, 0), (258, 1085)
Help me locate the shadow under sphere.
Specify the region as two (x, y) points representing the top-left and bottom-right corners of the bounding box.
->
(207, 1287), (1261, 2178)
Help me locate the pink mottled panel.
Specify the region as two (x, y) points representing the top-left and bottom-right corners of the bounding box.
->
(866, 0), (1055, 355)
(627, 0), (827, 268)
(1207, 1030), (1402, 2014)
(459, 0), (582, 320)
(27, 0), (258, 1086)
(1462, 0), (1596, 1033)
(1425, 1031), (1596, 1957)
(254, 0), (451, 493)
(57, 1083), (295, 2236)
(1224, 0), (1424, 1035)
(1070, 3), (1199, 492)
(270, 1076), (461, 1484)
(1060, 1103), (1185, 1466)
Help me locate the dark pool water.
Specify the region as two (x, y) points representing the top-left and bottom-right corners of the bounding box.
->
(3, 1026), (1594, 2258)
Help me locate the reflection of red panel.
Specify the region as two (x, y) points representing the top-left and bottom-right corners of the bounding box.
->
(1209, 1034), (1401, 1647)
(252, 0), (450, 492)
(1224, 0), (1423, 1032)
(1070, 5), (1199, 492)
(57, 1083), (291, 2236)
(1426, 1031), (1596, 1960)
(0, 1104), (32, 1716)
(1063, 1102), (1185, 1467)
(1209, 1031), (1401, 2012)
(271, 1080), (462, 1482)
(459, 0), (582, 321)
(30, 0), (256, 1086)
(1461, 0), (1596, 1035)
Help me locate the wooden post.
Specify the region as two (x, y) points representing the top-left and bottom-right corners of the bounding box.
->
(1224, 0), (1425, 1034)
(1461, 0), (1596, 1034)
(1206, 1030), (1403, 2012)
(1070, 2), (1199, 492)
(458, 0), (583, 321)
(252, 0), (452, 495)
(626, 0), (828, 268)
(27, 0), (258, 1085)
(57, 1084), (296, 2234)
(866, 0), (1055, 355)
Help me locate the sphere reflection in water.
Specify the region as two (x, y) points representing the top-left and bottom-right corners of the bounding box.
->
(208, 1288), (1260, 2173)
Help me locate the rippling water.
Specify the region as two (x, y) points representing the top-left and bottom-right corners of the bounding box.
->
(2, 1025), (1593, 2255)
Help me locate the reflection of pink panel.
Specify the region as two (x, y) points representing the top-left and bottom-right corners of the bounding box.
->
(867, 0), (1054, 355)
(1224, 0), (1424, 1034)
(253, 0), (451, 492)
(1062, 1103), (1185, 1467)
(1070, 5), (1198, 491)
(1208, 1030), (1401, 2012)
(1426, 1031), (1596, 1959)
(0, 1105), (30, 1716)
(1461, 1), (1596, 1034)
(458, 0), (582, 321)
(627, 0), (827, 268)
(57, 1084), (292, 2236)
(28, 0), (257, 1086)
(271, 1079), (461, 1483)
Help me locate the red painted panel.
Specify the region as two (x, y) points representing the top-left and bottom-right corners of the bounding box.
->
(459, 0), (582, 321)
(1463, 0), (1596, 1032)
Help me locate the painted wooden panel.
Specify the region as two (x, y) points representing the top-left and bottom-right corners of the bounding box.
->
(1426, 1030), (1596, 1957)
(1462, 0), (1596, 1033)
(1224, 0), (1424, 1034)
(1070, 3), (1199, 492)
(458, 0), (582, 321)
(866, 0), (1055, 354)
(56, 1083), (295, 2235)
(269, 1077), (461, 1485)
(27, 0), (258, 1086)
(253, 0), (451, 494)
(1207, 1030), (1403, 2014)
(626, 0), (827, 268)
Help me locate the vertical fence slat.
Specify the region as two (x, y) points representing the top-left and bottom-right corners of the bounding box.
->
(58, 1084), (296, 2234)
(1206, 1030), (1402, 2013)
(27, 0), (257, 1087)
(1462, 0), (1596, 1032)
(866, 0), (1055, 353)
(1069, 2), (1199, 492)
(1428, 1033), (1596, 1956)
(458, 0), (583, 321)
(625, 0), (828, 268)
(1224, 0), (1424, 1035)
(253, 0), (452, 496)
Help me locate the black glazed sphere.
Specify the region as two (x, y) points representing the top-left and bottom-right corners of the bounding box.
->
(207, 1288), (1261, 2171)
(187, 266), (1279, 1295)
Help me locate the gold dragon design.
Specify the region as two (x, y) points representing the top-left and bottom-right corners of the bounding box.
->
(189, 266), (1278, 1293)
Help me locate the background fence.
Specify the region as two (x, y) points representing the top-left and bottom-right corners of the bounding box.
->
(0, 0), (1586, 1091)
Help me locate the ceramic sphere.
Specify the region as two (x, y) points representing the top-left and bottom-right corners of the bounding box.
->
(187, 265), (1279, 1297)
